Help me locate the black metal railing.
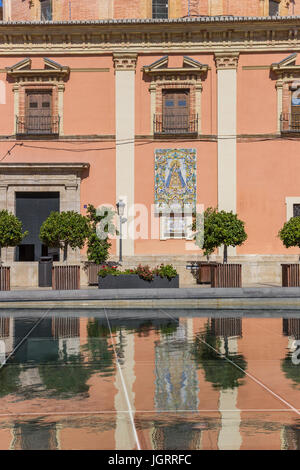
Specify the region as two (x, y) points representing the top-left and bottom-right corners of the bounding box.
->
(154, 114), (198, 135)
(16, 115), (60, 135)
(280, 113), (300, 133)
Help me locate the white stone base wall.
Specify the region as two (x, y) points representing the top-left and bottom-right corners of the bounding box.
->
(5, 254), (300, 288)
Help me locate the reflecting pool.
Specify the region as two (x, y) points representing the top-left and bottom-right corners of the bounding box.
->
(1, 309), (300, 449)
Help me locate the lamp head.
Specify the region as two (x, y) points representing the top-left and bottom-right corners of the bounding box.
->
(116, 199), (125, 217)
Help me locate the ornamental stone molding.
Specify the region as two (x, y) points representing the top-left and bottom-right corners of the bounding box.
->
(214, 53), (239, 70)
(1, 19), (300, 54)
(113, 53), (138, 71)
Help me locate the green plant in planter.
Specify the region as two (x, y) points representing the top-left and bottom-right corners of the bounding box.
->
(278, 216), (300, 256)
(39, 211), (90, 263)
(155, 263), (178, 280)
(86, 204), (117, 265)
(98, 263), (178, 281)
(0, 210), (28, 262)
(193, 208), (247, 263)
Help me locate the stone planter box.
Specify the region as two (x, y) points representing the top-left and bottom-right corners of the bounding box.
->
(52, 265), (80, 290)
(98, 274), (179, 289)
(210, 263), (242, 288)
(282, 264), (300, 287)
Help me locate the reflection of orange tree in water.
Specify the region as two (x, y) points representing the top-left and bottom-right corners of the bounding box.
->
(281, 318), (300, 387)
(0, 364), (21, 398)
(0, 320), (115, 399)
(191, 320), (247, 390)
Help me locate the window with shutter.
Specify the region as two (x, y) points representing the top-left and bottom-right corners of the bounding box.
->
(160, 213), (193, 240)
(293, 204), (300, 217)
(162, 90), (190, 133)
(152, 0), (168, 19)
(40, 0), (52, 21)
(25, 90), (52, 134)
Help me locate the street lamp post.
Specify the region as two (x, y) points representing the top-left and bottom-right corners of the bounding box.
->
(116, 199), (126, 263)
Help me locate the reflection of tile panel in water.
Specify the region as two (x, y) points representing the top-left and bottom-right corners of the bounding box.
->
(0, 318), (9, 338)
(282, 319), (300, 339)
(52, 318), (80, 339)
(13, 421), (58, 450)
(211, 318), (242, 338)
(154, 323), (198, 411)
(151, 423), (201, 450)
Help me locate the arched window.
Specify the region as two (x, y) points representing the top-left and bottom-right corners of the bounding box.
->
(152, 0), (168, 19)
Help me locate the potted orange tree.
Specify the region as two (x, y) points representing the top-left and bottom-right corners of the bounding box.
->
(193, 208), (247, 287)
(0, 210), (28, 290)
(278, 217), (300, 286)
(39, 211), (90, 290)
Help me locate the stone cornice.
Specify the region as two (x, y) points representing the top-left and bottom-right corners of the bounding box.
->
(0, 163), (89, 172)
(0, 20), (300, 54)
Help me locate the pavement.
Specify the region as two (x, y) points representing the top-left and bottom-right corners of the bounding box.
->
(0, 285), (299, 310)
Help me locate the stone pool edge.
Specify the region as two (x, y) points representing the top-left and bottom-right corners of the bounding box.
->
(0, 287), (299, 309)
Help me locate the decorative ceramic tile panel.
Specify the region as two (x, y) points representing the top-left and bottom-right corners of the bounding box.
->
(155, 148), (196, 213)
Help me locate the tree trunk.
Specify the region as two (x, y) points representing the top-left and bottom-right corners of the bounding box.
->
(63, 244), (68, 264)
(223, 245), (228, 264)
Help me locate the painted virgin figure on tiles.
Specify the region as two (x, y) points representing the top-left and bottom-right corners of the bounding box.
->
(154, 149), (196, 212)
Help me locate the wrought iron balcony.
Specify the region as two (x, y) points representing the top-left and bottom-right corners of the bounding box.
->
(16, 115), (60, 136)
(153, 114), (198, 136)
(280, 113), (300, 133)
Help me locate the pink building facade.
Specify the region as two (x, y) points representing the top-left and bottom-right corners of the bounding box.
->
(0, 1), (300, 286)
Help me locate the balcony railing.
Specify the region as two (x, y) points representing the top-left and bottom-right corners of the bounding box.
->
(280, 113), (300, 133)
(16, 115), (60, 136)
(154, 114), (198, 135)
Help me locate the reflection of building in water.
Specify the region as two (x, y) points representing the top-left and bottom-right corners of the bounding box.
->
(282, 318), (300, 353)
(211, 318), (242, 338)
(281, 426), (300, 450)
(211, 318), (243, 451)
(154, 319), (198, 411)
(211, 317), (242, 356)
(283, 318), (300, 339)
(11, 421), (58, 450)
(152, 422), (202, 451)
(153, 318), (200, 450)
(52, 317), (80, 358)
(0, 317), (14, 363)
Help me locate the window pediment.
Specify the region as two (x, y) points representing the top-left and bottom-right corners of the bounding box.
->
(6, 58), (70, 82)
(143, 55), (208, 77)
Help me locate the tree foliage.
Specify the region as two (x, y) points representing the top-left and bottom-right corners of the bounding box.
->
(278, 216), (300, 249)
(193, 207), (247, 262)
(0, 210), (28, 252)
(86, 204), (117, 265)
(39, 211), (90, 262)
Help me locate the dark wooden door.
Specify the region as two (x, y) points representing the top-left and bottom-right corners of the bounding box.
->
(162, 90), (189, 133)
(26, 91), (52, 134)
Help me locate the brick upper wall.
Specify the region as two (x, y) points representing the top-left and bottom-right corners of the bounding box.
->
(3, 0), (295, 22)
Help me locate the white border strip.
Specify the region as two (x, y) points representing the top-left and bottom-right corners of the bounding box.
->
(104, 308), (141, 450)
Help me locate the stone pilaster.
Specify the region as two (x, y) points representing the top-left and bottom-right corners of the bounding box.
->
(276, 78), (284, 134)
(215, 53), (239, 257)
(114, 53), (137, 258)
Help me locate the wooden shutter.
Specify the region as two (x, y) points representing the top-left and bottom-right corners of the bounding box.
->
(26, 91), (52, 134)
(162, 90), (189, 133)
